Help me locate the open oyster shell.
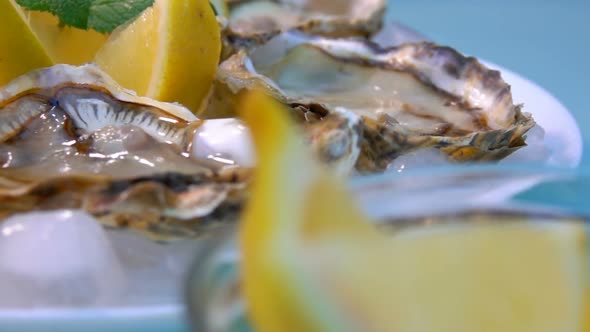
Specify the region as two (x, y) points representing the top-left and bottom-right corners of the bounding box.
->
(0, 64), (248, 240)
(222, 0), (386, 56)
(0, 63), (363, 239)
(202, 84), (362, 175)
(215, 32), (535, 172)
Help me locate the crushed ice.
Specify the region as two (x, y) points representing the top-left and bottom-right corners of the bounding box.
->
(0, 210), (200, 308)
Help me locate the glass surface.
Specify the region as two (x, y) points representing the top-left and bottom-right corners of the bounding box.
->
(184, 165), (590, 332)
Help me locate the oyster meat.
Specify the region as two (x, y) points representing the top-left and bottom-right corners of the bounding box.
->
(0, 64), (249, 240)
(215, 32), (535, 172)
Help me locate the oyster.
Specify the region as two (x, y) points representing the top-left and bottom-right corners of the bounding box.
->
(201, 84), (362, 175)
(0, 64), (248, 240)
(222, 0), (386, 55)
(303, 110), (362, 175)
(215, 32), (535, 172)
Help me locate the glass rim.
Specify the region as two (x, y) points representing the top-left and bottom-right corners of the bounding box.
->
(185, 163), (590, 332)
(349, 163), (584, 188)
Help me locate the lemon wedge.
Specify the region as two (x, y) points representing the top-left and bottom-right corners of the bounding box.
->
(95, 0), (221, 112)
(0, 0), (53, 86)
(25, 11), (108, 65)
(238, 91), (590, 332)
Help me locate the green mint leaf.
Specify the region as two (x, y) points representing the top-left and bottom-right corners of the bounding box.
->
(16, 0), (155, 33)
(88, 0), (154, 33)
(49, 0), (94, 29)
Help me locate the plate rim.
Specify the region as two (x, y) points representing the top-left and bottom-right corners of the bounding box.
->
(481, 59), (583, 167)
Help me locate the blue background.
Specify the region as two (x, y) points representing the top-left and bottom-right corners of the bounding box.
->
(388, 0), (589, 167)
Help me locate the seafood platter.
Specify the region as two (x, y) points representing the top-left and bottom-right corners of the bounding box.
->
(0, 0), (582, 331)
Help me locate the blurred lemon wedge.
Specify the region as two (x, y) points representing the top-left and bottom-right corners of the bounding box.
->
(95, 0), (221, 112)
(25, 11), (108, 65)
(238, 91), (590, 332)
(0, 0), (53, 86)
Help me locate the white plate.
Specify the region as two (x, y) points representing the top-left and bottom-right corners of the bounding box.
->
(483, 60), (582, 167)
(1, 29), (583, 332)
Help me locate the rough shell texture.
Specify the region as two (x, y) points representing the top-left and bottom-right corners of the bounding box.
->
(222, 0), (386, 56)
(201, 81), (362, 175)
(0, 64), (198, 147)
(0, 64), (248, 240)
(304, 110), (362, 175)
(228, 0), (386, 37)
(216, 34), (535, 172)
(0, 64), (197, 122)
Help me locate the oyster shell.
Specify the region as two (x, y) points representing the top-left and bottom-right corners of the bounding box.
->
(229, 0), (386, 36)
(304, 110), (362, 175)
(216, 32), (535, 172)
(0, 64), (248, 240)
(201, 83), (362, 175)
(222, 0), (386, 56)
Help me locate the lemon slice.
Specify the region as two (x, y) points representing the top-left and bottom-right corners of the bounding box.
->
(238, 91), (590, 332)
(321, 221), (590, 332)
(25, 11), (108, 65)
(95, 0), (221, 113)
(0, 0), (53, 86)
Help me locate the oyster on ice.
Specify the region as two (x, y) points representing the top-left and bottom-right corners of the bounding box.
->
(0, 64), (248, 240)
(216, 32), (536, 172)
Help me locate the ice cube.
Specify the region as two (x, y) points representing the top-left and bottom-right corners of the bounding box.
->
(107, 230), (202, 305)
(191, 118), (255, 167)
(0, 210), (126, 308)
